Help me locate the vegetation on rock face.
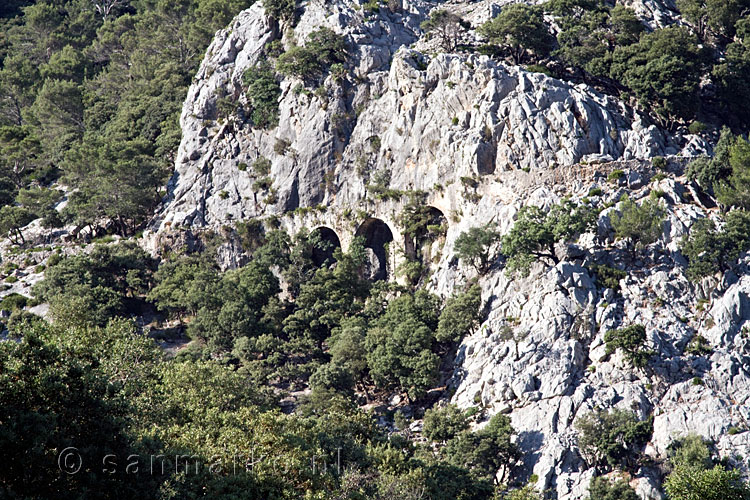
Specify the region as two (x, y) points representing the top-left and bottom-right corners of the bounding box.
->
(502, 200), (595, 276)
(686, 127), (735, 193)
(421, 9), (464, 52)
(478, 3), (554, 64)
(588, 476), (639, 500)
(665, 464), (750, 500)
(243, 62), (281, 128)
(455, 225), (501, 272)
(5, 1), (750, 499)
(262, 0), (297, 23)
(423, 404), (470, 442)
(604, 324), (654, 369)
(576, 408), (653, 471)
(472, 0), (750, 129)
(681, 211), (750, 280)
(552, 1), (644, 79)
(610, 196), (665, 254)
(609, 26), (708, 127)
(276, 27), (348, 83)
(436, 283), (482, 342)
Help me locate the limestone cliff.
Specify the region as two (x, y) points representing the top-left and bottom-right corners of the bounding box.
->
(151, 1), (749, 499)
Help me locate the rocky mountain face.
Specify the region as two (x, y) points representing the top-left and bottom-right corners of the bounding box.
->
(150, 1), (749, 499)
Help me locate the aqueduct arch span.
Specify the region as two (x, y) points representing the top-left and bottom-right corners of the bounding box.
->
(309, 226), (341, 267)
(277, 198), (448, 282)
(355, 217), (394, 281)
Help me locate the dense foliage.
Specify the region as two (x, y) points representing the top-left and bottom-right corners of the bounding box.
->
(588, 476), (639, 500)
(610, 196), (665, 254)
(0, 0), (256, 238)
(604, 324), (654, 369)
(501, 200), (595, 276)
(576, 408), (653, 472)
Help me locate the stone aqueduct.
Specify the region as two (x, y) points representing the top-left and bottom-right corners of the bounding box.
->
(277, 197), (451, 280)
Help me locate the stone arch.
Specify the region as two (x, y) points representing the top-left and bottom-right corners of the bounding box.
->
(404, 206), (448, 262)
(355, 217), (394, 281)
(310, 226), (341, 267)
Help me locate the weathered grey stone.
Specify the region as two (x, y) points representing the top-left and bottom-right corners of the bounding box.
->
(139, 2), (750, 499)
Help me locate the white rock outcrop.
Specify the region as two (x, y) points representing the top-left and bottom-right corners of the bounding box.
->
(150, 1), (748, 499)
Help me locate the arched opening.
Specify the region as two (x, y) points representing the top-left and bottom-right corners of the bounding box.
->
(310, 226), (341, 267)
(403, 206), (447, 263)
(355, 218), (394, 281)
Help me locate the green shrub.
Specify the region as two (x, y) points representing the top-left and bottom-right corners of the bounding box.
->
(607, 170), (625, 183)
(423, 404), (469, 442)
(688, 121), (708, 135)
(685, 334), (712, 356)
(506, 485), (542, 500)
(686, 127), (734, 192)
(455, 225), (501, 273)
(681, 211), (750, 280)
(526, 64), (553, 76)
(309, 362), (354, 396)
(611, 196), (665, 252)
(365, 290), (440, 401)
(667, 433), (713, 469)
(0, 293), (27, 311)
(588, 187), (603, 197)
(665, 464), (750, 500)
(715, 134), (750, 210)
(610, 26), (706, 127)
(652, 156), (668, 170)
(604, 324), (654, 368)
(252, 156), (272, 176)
(436, 284), (482, 342)
(243, 62), (281, 129)
(589, 264), (626, 292)
(650, 188), (666, 200)
(478, 3), (554, 64)
(262, 0), (296, 23)
(576, 408), (653, 471)
(588, 476), (638, 500)
(502, 200), (596, 276)
(276, 27), (348, 83)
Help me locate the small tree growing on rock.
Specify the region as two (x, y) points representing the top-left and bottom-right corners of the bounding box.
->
(442, 413), (520, 485)
(665, 464), (750, 500)
(421, 9), (464, 52)
(610, 196), (665, 256)
(479, 3), (554, 64)
(588, 476), (639, 500)
(604, 324), (654, 369)
(680, 210), (750, 280)
(0, 205), (34, 245)
(576, 408), (653, 472)
(502, 200), (596, 277)
(436, 283), (482, 342)
(454, 225), (501, 273)
(423, 404), (470, 442)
